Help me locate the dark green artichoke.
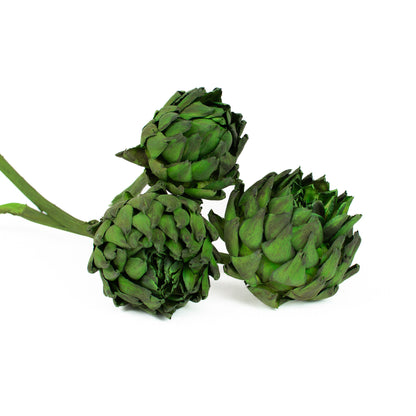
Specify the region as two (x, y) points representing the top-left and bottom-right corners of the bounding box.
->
(209, 169), (362, 308)
(117, 87), (248, 200)
(88, 188), (220, 317)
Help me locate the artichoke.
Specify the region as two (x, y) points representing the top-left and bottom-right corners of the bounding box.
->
(88, 187), (220, 317)
(0, 86), (364, 318)
(0, 154), (219, 318)
(117, 87), (248, 200)
(209, 169), (362, 308)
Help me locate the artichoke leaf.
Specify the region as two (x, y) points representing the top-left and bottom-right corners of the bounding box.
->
(230, 250), (262, 281)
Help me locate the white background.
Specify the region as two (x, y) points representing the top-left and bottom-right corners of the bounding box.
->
(0, 1), (415, 415)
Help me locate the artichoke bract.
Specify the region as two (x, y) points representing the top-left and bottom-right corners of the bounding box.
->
(88, 187), (220, 317)
(209, 169), (362, 308)
(117, 88), (248, 200)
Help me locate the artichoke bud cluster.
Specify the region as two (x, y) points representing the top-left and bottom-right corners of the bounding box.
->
(209, 169), (362, 308)
(0, 87), (362, 317)
(117, 88), (248, 200)
(88, 187), (220, 317)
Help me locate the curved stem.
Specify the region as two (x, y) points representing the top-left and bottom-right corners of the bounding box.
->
(0, 154), (94, 237)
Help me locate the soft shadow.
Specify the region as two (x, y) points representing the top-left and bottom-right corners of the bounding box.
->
(120, 304), (169, 321)
(212, 278), (263, 308)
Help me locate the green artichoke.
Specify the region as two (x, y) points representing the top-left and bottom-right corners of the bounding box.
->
(117, 87), (248, 200)
(0, 85), (365, 318)
(209, 169), (362, 308)
(88, 187), (220, 317)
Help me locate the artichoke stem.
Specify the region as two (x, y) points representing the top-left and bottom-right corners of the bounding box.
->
(0, 154), (94, 237)
(111, 171), (148, 204)
(1, 203), (71, 232)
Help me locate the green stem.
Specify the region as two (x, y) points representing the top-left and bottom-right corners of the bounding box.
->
(0, 203), (72, 232)
(0, 154), (94, 237)
(111, 171), (148, 204)
(123, 171), (149, 196)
